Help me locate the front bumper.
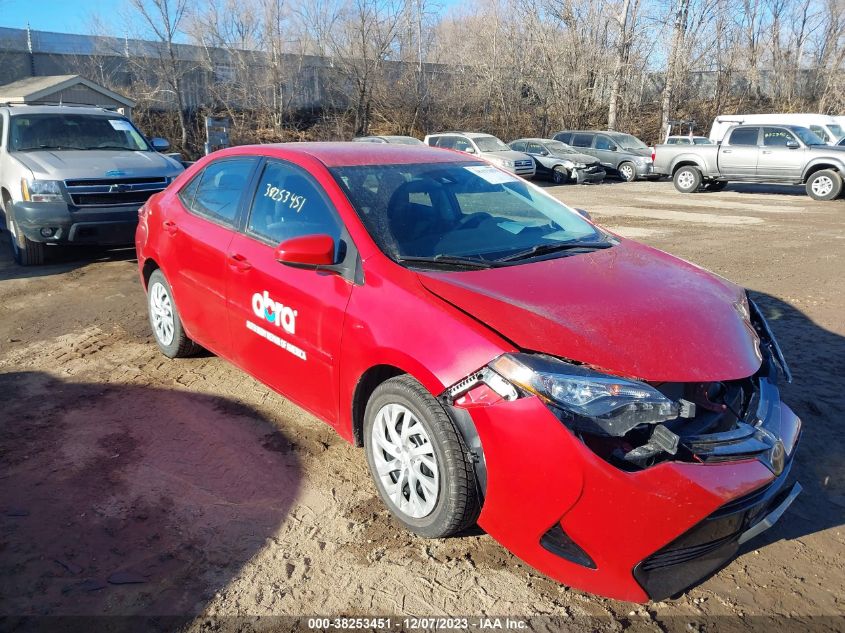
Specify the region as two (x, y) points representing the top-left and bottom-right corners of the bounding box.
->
(575, 166), (606, 184)
(464, 391), (801, 602)
(11, 201), (139, 245)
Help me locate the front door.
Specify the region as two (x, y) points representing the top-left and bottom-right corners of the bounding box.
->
(720, 127), (760, 178)
(226, 158), (355, 423)
(757, 127), (806, 181)
(161, 156), (259, 356)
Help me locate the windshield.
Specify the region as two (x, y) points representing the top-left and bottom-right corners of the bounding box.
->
(9, 113), (150, 152)
(332, 162), (604, 265)
(545, 141), (577, 154)
(829, 124), (844, 139)
(612, 133), (648, 150)
(792, 126), (826, 146)
(473, 136), (511, 152)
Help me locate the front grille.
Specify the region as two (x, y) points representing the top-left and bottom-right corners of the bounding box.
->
(515, 160), (533, 168)
(65, 177), (167, 208)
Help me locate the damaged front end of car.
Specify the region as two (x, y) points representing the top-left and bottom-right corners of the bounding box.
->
(441, 295), (802, 602)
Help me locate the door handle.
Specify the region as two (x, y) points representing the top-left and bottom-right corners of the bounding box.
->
(162, 220), (178, 235)
(227, 253), (252, 272)
(721, 149), (733, 154)
(762, 150), (772, 154)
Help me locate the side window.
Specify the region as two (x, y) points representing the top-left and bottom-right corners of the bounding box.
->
(510, 141), (525, 152)
(247, 160), (342, 247)
(594, 135), (614, 150)
(528, 142), (545, 154)
(182, 158), (257, 225)
(763, 128), (797, 147)
(728, 127), (760, 146)
(809, 126), (829, 142)
(435, 136), (455, 149)
(454, 137), (473, 152)
(571, 133), (593, 148)
(554, 133), (572, 144)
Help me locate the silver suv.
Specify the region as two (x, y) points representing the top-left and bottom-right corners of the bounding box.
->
(0, 104), (184, 265)
(551, 130), (656, 181)
(424, 132), (536, 178)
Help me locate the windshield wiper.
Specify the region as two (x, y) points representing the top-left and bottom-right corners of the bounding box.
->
(396, 254), (497, 269)
(496, 241), (613, 263)
(20, 145), (86, 151)
(87, 145), (135, 151)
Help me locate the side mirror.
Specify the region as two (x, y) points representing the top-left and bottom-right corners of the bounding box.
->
(275, 234), (335, 267)
(463, 146), (476, 154)
(575, 208), (593, 221)
(151, 137), (171, 152)
(608, 145), (618, 152)
(786, 140), (800, 149)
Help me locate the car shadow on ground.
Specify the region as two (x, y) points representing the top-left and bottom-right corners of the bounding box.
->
(0, 227), (137, 281)
(737, 290), (845, 553)
(0, 372), (301, 630)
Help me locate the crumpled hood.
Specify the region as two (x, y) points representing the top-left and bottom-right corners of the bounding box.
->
(418, 240), (762, 382)
(552, 151), (600, 165)
(12, 150), (183, 180)
(484, 150), (535, 162)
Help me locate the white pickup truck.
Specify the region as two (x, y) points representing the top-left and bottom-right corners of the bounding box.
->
(0, 104), (184, 265)
(653, 124), (845, 201)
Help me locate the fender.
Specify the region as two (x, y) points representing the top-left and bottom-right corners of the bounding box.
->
(801, 157), (845, 182)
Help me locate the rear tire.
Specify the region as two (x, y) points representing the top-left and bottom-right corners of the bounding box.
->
(364, 375), (480, 538)
(147, 269), (200, 358)
(673, 166), (703, 193)
(618, 162), (637, 182)
(806, 170), (842, 201)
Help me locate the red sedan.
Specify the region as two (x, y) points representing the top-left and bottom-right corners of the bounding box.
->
(135, 143), (801, 602)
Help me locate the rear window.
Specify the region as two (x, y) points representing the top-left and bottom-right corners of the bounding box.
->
(554, 133), (572, 144)
(728, 127), (760, 146)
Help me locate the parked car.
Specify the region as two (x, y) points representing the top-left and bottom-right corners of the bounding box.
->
(838, 136), (845, 147)
(665, 135), (713, 145)
(653, 124), (845, 200)
(424, 132), (535, 178)
(137, 142), (801, 602)
(551, 130), (656, 181)
(353, 135), (423, 145)
(710, 114), (844, 146)
(509, 138), (605, 184)
(0, 104), (183, 265)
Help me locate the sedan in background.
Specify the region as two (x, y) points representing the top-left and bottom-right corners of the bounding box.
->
(510, 138), (606, 184)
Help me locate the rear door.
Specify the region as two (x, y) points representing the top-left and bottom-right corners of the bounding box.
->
(719, 127), (760, 178)
(757, 127), (805, 181)
(226, 158), (356, 422)
(160, 156), (259, 356)
(570, 133), (596, 162)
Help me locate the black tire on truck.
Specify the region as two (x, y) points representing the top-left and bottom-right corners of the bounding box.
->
(805, 169), (843, 201)
(2, 195), (46, 266)
(673, 165), (703, 193)
(364, 375), (480, 538)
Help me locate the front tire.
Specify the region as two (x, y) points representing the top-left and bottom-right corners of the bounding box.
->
(364, 375), (480, 538)
(147, 269), (199, 358)
(552, 166), (569, 184)
(673, 166), (703, 193)
(3, 199), (45, 266)
(806, 170), (842, 201)
(618, 161), (637, 182)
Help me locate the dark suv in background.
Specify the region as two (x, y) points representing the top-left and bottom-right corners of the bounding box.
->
(552, 130), (656, 181)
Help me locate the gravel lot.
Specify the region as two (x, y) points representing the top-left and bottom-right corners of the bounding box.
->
(1, 180), (843, 631)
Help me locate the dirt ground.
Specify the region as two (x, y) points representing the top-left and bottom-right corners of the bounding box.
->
(1, 180), (843, 632)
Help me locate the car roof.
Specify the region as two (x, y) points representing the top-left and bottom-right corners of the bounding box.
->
(211, 142), (476, 167)
(511, 138), (552, 143)
(3, 105), (123, 117)
(429, 131), (495, 139)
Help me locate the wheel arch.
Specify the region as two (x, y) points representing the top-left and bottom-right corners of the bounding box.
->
(671, 159), (705, 176)
(802, 162), (842, 183)
(141, 257), (161, 290)
(351, 364), (407, 447)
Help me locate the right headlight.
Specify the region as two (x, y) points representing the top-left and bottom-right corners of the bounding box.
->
(21, 178), (64, 203)
(489, 353), (679, 437)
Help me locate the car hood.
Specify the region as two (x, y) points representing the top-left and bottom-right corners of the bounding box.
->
(12, 150), (183, 180)
(417, 240), (762, 382)
(552, 151), (600, 165)
(483, 150), (533, 161)
(620, 147), (652, 157)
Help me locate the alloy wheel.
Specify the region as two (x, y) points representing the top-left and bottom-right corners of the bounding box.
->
(677, 170), (696, 190)
(811, 175), (833, 198)
(149, 281), (176, 346)
(370, 402), (439, 519)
